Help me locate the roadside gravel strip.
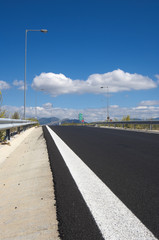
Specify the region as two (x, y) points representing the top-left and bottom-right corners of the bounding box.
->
(0, 127), (59, 240)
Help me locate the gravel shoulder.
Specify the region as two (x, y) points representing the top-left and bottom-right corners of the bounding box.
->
(0, 127), (59, 240)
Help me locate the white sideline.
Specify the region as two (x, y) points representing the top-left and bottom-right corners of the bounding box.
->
(46, 125), (157, 240)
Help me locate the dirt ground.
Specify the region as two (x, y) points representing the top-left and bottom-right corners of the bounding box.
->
(0, 127), (59, 240)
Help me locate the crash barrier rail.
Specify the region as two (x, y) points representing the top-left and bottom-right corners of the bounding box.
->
(0, 118), (37, 140)
(93, 120), (159, 131)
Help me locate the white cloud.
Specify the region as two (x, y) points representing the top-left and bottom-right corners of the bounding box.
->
(32, 69), (157, 97)
(135, 106), (148, 110)
(2, 102), (159, 122)
(110, 105), (119, 108)
(13, 80), (24, 90)
(42, 102), (53, 109)
(155, 74), (159, 83)
(139, 100), (159, 106)
(0, 80), (10, 90)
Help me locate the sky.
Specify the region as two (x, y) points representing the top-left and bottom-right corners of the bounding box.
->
(0, 0), (159, 122)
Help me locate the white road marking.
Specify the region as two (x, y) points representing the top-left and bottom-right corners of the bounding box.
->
(47, 126), (157, 240)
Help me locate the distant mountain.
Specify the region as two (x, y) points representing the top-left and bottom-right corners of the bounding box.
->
(131, 118), (142, 121)
(152, 117), (159, 120)
(38, 117), (59, 125)
(38, 117), (85, 125)
(61, 118), (81, 124)
(131, 117), (159, 121)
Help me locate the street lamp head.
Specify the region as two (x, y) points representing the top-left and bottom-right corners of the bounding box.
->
(41, 29), (48, 33)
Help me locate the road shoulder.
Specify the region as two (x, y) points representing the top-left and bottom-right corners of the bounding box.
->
(0, 127), (59, 240)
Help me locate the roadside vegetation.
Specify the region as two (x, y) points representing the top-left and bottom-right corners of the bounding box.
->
(62, 115), (159, 131)
(97, 115), (159, 131)
(27, 117), (39, 127)
(0, 90), (6, 141)
(0, 91), (39, 141)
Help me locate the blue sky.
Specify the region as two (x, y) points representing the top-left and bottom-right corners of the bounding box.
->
(1, 0), (159, 121)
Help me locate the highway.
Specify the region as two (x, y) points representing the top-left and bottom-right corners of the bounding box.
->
(43, 126), (159, 240)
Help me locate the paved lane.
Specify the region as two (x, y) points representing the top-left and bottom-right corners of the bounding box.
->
(43, 126), (159, 239)
(43, 126), (104, 240)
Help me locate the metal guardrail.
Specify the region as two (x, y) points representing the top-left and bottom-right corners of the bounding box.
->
(0, 118), (37, 140)
(0, 118), (36, 130)
(93, 120), (159, 130)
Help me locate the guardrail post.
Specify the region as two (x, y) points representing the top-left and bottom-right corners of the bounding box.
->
(18, 127), (21, 134)
(6, 129), (10, 140)
(0, 119), (36, 140)
(150, 124), (152, 130)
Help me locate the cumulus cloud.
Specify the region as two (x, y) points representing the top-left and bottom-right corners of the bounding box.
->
(13, 80), (24, 90)
(0, 80), (10, 90)
(155, 74), (159, 82)
(3, 102), (159, 122)
(32, 69), (157, 97)
(42, 102), (53, 109)
(139, 100), (159, 106)
(110, 105), (119, 108)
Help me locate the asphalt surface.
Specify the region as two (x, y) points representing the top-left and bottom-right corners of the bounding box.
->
(43, 126), (104, 240)
(43, 126), (159, 239)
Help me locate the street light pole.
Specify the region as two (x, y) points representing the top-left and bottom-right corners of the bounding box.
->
(24, 30), (27, 120)
(101, 86), (110, 121)
(24, 29), (48, 119)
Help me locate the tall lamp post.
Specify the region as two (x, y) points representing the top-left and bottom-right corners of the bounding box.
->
(101, 86), (110, 121)
(35, 88), (45, 119)
(24, 29), (48, 119)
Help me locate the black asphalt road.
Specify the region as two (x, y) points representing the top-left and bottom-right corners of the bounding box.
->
(43, 126), (159, 239)
(43, 126), (104, 240)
